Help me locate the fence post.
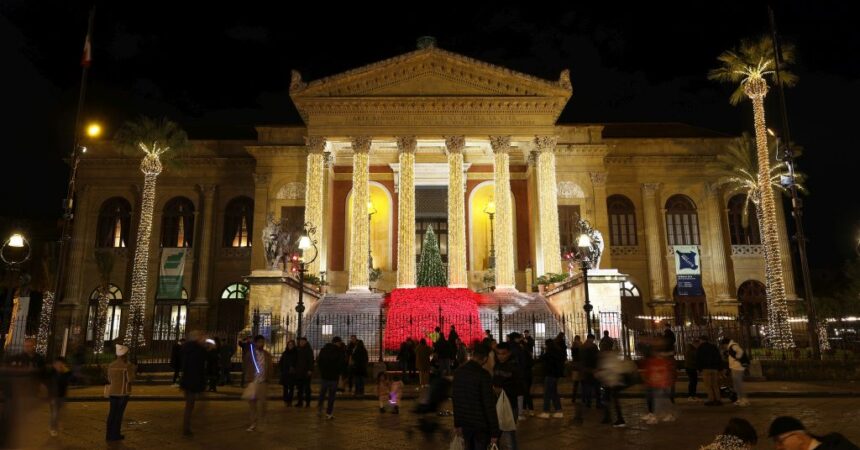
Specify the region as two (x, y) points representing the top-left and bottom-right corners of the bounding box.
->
(378, 306), (384, 362)
(497, 304), (503, 341)
(438, 305), (444, 331)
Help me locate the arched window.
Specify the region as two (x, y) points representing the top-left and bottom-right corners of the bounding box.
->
(607, 195), (637, 246)
(221, 283), (249, 299)
(665, 195), (700, 246)
(223, 197), (254, 247)
(620, 281), (641, 298)
(161, 197), (195, 248)
(86, 284), (123, 342)
(96, 198), (131, 248)
(737, 280), (767, 321)
(620, 280), (644, 319)
(153, 288), (188, 341)
(727, 195), (761, 245)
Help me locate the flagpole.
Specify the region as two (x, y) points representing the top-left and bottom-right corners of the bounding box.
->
(47, 5), (96, 357)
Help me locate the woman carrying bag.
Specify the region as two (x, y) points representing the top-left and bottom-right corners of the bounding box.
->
(243, 335), (273, 432)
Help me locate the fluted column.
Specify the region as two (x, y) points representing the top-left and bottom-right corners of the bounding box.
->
(534, 136), (562, 275)
(705, 183), (734, 301)
(194, 184), (217, 302)
(445, 136), (468, 288)
(490, 136), (516, 291)
(304, 136), (326, 275)
(348, 136), (372, 292)
(396, 136), (417, 288)
(642, 183), (667, 301)
(250, 173), (270, 271)
(590, 172), (612, 269)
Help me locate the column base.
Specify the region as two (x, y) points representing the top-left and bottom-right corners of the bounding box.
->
(448, 284), (468, 289)
(494, 285), (518, 293)
(396, 284), (417, 289)
(346, 286), (371, 294)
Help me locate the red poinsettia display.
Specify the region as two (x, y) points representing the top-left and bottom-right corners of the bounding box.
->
(384, 287), (485, 350)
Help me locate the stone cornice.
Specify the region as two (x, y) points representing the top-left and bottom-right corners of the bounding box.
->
(555, 144), (609, 156)
(606, 155), (719, 165)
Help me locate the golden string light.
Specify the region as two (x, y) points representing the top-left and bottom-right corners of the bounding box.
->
(746, 76), (794, 349)
(396, 136), (416, 288)
(348, 137), (371, 290)
(35, 291), (54, 355)
(125, 152), (162, 348)
(93, 288), (110, 353)
(445, 136), (467, 287)
(490, 136), (515, 289)
(304, 137), (326, 275)
(535, 136), (562, 274)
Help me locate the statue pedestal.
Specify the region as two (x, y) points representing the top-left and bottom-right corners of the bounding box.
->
(245, 270), (310, 338)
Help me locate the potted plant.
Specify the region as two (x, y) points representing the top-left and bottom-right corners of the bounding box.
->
(536, 273), (568, 294)
(302, 273), (329, 293)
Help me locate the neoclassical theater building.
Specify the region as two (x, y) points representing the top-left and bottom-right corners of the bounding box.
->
(60, 42), (795, 343)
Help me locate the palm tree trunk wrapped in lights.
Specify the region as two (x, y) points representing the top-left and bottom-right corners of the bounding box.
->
(711, 37), (798, 349)
(93, 249), (115, 354)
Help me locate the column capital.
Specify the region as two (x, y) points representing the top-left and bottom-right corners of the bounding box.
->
(444, 135), (466, 154)
(589, 172), (608, 187)
(396, 136), (417, 154)
(489, 135), (512, 153)
(351, 136), (372, 154)
(196, 184), (218, 197)
(253, 173), (270, 187)
(304, 136), (327, 154)
(533, 135), (558, 152)
(641, 182), (662, 195)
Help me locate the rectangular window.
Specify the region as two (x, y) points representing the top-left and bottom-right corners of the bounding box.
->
(322, 324), (333, 336)
(152, 303), (187, 341)
(535, 322), (546, 339)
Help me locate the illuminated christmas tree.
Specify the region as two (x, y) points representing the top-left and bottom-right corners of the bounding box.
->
(417, 226), (446, 287)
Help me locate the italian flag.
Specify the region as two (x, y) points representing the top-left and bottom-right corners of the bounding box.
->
(80, 33), (91, 68)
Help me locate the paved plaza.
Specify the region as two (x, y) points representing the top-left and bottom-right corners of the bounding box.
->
(9, 395), (860, 449)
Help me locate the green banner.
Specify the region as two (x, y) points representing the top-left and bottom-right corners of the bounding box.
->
(157, 248), (187, 299)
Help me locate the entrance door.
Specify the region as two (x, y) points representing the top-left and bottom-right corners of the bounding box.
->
(673, 286), (707, 325)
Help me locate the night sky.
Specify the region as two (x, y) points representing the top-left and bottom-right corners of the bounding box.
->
(1, 1), (857, 271)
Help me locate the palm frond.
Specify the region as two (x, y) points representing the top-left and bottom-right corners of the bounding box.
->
(710, 35), (798, 105)
(114, 116), (189, 160)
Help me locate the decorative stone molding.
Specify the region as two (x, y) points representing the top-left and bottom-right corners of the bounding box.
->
(606, 155), (719, 166)
(444, 135), (465, 153)
(533, 135), (558, 152)
(304, 136), (327, 154)
(731, 245), (764, 257)
(396, 136), (417, 154)
(610, 246), (641, 257)
(276, 182), (306, 200)
(351, 136), (372, 153)
(252, 173), (270, 187)
(589, 172), (608, 187)
(489, 135), (512, 153)
(557, 181), (585, 199)
(641, 183), (661, 196)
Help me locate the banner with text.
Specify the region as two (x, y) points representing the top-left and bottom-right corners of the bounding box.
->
(674, 245), (704, 296)
(157, 248), (187, 299)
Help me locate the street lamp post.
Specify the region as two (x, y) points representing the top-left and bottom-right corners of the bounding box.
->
(1, 233), (31, 353)
(577, 233), (594, 336)
(367, 201), (377, 271)
(483, 201), (496, 269)
(295, 223), (318, 339)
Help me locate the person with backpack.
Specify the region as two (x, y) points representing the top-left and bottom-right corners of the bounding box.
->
(719, 338), (750, 406)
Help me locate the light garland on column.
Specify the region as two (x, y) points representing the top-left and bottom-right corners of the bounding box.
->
(641, 183), (667, 302)
(35, 291), (54, 355)
(93, 288), (110, 353)
(396, 136), (416, 288)
(445, 136), (467, 288)
(304, 137), (326, 275)
(348, 136), (371, 290)
(490, 136), (515, 289)
(745, 76), (794, 349)
(535, 136), (562, 274)
(125, 151), (163, 348)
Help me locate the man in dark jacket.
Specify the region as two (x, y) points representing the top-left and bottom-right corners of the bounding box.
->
(180, 332), (207, 436)
(317, 336), (347, 419)
(768, 416), (859, 450)
(581, 334), (602, 408)
(492, 343), (522, 418)
(695, 336), (724, 405)
(293, 337), (314, 407)
(453, 343), (499, 450)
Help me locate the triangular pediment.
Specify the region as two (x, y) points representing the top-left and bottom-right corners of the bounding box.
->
(290, 46), (572, 99)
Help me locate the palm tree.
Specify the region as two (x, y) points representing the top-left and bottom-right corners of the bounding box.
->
(710, 36), (798, 349)
(115, 116), (188, 350)
(93, 249), (115, 355)
(34, 242), (59, 355)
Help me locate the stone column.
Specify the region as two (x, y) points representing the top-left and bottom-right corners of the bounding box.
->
(534, 136), (562, 275)
(774, 194), (798, 299)
(490, 136), (516, 291)
(590, 172), (612, 269)
(348, 136), (372, 292)
(303, 136), (326, 275)
(194, 184), (217, 303)
(65, 184), (92, 305)
(704, 183), (734, 301)
(250, 173), (270, 271)
(445, 136), (468, 288)
(641, 183), (667, 301)
(396, 136), (417, 288)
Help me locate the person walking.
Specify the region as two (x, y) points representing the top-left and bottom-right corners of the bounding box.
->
(47, 357), (72, 437)
(570, 335), (583, 404)
(317, 336), (347, 419)
(206, 338), (220, 393)
(345, 335), (357, 394)
(434, 333), (452, 376)
(537, 339), (564, 419)
(599, 330), (614, 352)
(595, 349), (633, 428)
(720, 338), (749, 406)
(293, 337), (314, 407)
(170, 338), (184, 386)
(768, 416), (860, 450)
(581, 334), (602, 408)
(452, 343), (500, 450)
(244, 335), (273, 431)
(684, 338), (701, 401)
(180, 331), (207, 436)
(105, 344), (135, 442)
(351, 339), (369, 396)
(696, 336), (724, 406)
(279, 339), (297, 405)
(415, 338), (432, 387)
(493, 342), (523, 449)
(522, 330), (535, 358)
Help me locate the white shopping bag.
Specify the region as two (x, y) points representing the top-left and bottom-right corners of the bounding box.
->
(449, 434), (465, 450)
(496, 391), (517, 431)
